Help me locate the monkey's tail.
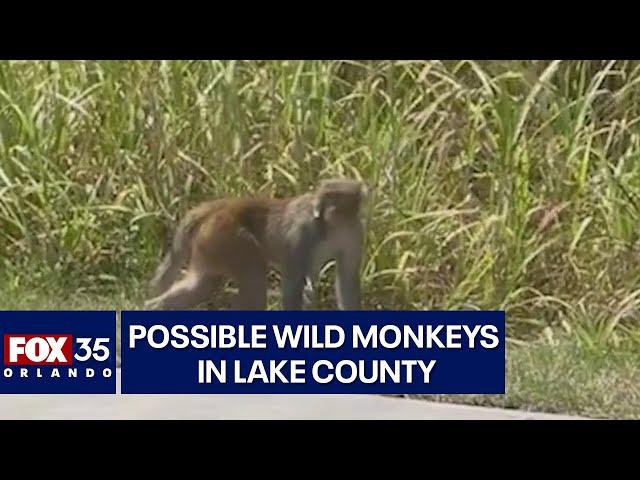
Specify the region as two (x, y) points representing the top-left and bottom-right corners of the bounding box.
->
(148, 211), (205, 296)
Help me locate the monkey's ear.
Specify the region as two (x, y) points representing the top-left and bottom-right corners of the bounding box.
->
(313, 193), (336, 221)
(312, 196), (323, 219)
(359, 183), (369, 201)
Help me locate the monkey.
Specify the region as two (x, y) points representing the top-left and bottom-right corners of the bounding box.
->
(145, 178), (367, 311)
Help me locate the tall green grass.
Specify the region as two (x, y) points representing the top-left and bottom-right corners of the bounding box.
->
(1, 60), (640, 346)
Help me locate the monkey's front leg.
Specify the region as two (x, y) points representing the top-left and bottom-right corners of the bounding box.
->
(303, 277), (316, 309)
(302, 253), (331, 309)
(282, 244), (312, 310)
(282, 266), (307, 310)
(335, 250), (362, 310)
(280, 228), (317, 310)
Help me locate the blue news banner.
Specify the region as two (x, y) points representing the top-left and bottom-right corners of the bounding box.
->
(121, 311), (505, 394)
(0, 311), (117, 394)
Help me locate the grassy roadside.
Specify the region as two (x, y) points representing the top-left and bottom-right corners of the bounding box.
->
(412, 339), (640, 419)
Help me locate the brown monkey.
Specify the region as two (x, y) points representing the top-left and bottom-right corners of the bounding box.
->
(145, 179), (367, 310)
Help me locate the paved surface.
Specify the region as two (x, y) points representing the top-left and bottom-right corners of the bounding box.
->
(0, 369), (584, 420)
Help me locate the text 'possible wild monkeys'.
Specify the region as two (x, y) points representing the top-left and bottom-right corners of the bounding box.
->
(146, 179), (368, 310)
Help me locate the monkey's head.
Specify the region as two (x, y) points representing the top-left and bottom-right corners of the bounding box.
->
(312, 178), (368, 224)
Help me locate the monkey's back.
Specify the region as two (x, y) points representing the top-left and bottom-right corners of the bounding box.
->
(188, 196), (291, 272)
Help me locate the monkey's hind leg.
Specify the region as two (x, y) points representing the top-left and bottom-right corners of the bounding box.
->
(145, 273), (223, 310)
(231, 266), (268, 310)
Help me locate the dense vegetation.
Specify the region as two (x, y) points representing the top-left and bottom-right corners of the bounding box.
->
(2, 60), (640, 351)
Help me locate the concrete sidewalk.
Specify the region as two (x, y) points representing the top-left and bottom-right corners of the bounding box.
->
(0, 369), (584, 420)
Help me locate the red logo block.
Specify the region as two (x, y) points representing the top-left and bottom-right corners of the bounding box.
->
(3, 335), (73, 366)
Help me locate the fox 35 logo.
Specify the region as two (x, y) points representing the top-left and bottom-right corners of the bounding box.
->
(2, 334), (113, 390)
(0, 311), (116, 394)
(4, 335), (110, 365)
